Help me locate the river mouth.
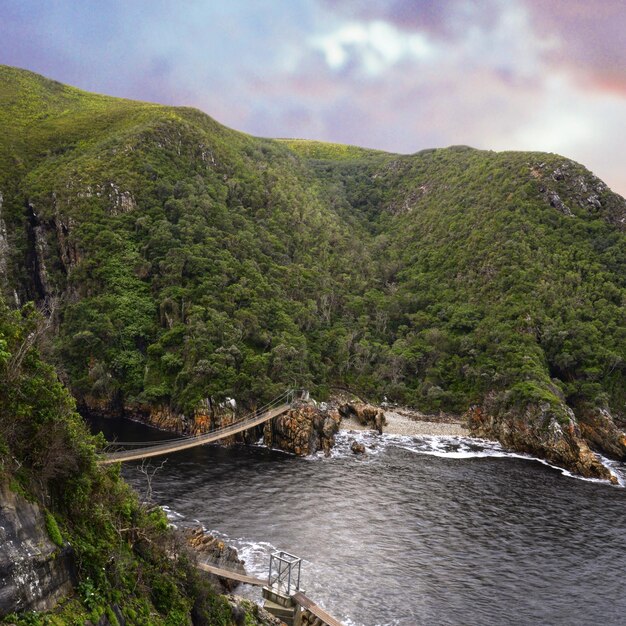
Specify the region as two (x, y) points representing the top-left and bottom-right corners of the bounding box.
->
(88, 415), (626, 626)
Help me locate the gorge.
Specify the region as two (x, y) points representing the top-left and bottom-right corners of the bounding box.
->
(1, 65), (626, 624)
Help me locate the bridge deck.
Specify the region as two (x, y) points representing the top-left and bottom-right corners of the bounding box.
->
(98, 403), (290, 464)
(197, 562), (265, 586)
(293, 591), (345, 626)
(194, 563), (344, 625)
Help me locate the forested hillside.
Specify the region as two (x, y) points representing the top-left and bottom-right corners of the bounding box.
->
(0, 295), (253, 624)
(1, 65), (625, 479)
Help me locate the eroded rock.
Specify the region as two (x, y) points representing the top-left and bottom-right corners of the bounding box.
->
(577, 407), (626, 460)
(263, 402), (340, 456)
(350, 440), (366, 455)
(184, 527), (246, 593)
(467, 398), (617, 483)
(84, 395), (243, 445)
(0, 483), (75, 616)
(547, 191), (572, 216)
(338, 402), (387, 434)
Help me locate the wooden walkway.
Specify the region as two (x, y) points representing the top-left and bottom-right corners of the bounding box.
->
(197, 561), (265, 586)
(195, 562), (344, 626)
(98, 403), (290, 464)
(293, 592), (345, 626)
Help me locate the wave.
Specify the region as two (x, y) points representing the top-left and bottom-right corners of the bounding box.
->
(329, 430), (625, 487)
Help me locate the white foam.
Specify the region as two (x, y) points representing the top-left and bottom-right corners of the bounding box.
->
(329, 430), (625, 487)
(596, 454), (626, 487)
(161, 505), (185, 521)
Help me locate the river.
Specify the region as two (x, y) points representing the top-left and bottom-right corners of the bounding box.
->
(88, 415), (626, 626)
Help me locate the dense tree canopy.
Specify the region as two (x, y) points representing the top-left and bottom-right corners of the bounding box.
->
(1, 65), (626, 429)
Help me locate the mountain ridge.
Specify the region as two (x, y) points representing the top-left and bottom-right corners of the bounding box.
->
(1, 64), (625, 481)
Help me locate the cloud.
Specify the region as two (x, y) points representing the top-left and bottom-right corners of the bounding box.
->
(0, 0), (624, 196)
(258, 0), (626, 196)
(317, 0), (487, 36)
(309, 20), (435, 75)
(522, 0), (626, 95)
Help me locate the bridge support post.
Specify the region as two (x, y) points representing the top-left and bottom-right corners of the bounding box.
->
(262, 551), (303, 626)
(262, 586), (301, 626)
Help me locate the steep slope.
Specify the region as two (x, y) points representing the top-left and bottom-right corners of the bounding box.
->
(1, 65), (625, 481)
(0, 66), (370, 413)
(0, 295), (259, 624)
(296, 145), (626, 478)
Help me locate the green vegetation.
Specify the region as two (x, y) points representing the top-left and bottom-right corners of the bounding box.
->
(0, 299), (240, 624)
(44, 511), (64, 547)
(1, 65), (626, 431)
(276, 138), (385, 160)
(1, 60), (625, 620)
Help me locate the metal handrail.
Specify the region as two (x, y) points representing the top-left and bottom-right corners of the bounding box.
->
(103, 388), (295, 449)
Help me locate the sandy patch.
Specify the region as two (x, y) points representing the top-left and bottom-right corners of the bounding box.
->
(340, 410), (470, 437)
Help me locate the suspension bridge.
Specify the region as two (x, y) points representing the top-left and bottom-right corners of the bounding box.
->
(98, 389), (298, 465)
(97, 390), (346, 624)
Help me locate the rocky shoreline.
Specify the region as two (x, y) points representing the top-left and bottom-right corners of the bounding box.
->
(83, 393), (622, 483)
(340, 409), (470, 438)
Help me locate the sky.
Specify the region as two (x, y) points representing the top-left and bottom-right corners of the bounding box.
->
(1, 0), (625, 196)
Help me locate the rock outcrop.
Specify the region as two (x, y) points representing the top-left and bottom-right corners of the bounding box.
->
(184, 527), (246, 593)
(263, 402), (340, 456)
(0, 482), (75, 616)
(350, 440), (366, 455)
(125, 402), (238, 440)
(467, 399), (617, 483)
(83, 396), (248, 446)
(338, 402), (387, 434)
(577, 407), (626, 460)
(532, 159), (626, 231)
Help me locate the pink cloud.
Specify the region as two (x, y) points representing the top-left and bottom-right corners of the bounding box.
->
(523, 0), (626, 93)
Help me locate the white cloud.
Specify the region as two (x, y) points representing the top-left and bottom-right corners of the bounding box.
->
(310, 20), (435, 75)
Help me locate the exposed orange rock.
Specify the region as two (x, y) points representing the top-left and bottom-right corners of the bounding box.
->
(338, 402), (386, 434)
(183, 527), (245, 592)
(467, 400), (617, 483)
(577, 407), (626, 460)
(263, 402), (340, 456)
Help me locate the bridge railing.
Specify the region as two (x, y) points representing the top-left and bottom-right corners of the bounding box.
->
(105, 389), (296, 449)
(99, 389), (297, 461)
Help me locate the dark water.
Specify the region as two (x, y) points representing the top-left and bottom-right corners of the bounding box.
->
(90, 416), (626, 626)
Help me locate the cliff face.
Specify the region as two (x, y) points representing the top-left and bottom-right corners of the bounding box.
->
(109, 398), (247, 446)
(0, 192), (8, 290)
(467, 401), (618, 483)
(577, 407), (626, 460)
(0, 483), (75, 616)
(263, 403), (341, 456)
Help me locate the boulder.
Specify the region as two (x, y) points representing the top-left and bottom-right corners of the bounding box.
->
(264, 402), (341, 456)
(350, 440), (366, 455)
(338, 402), (387, 434)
